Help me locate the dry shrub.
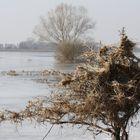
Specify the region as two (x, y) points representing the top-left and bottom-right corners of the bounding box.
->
(54, 32), (140, 139)
(1, 30), (140, 140)
(55, 41), (84, 63)
(39, 31), (139, 139)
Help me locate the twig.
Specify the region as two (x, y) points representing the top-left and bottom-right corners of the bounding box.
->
(42, 124), (54, 140)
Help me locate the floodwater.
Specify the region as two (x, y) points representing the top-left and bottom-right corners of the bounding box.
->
(0, 51), (140, 140)
(0, 52), (76, 111)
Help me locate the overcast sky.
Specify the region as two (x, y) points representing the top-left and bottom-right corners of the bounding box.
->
(0, 0), (140, 44)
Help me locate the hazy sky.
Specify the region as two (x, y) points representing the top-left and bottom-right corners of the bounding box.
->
(0, 0), (140, 44)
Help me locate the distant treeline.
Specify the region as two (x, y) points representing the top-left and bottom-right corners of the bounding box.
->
(0, 40), (57, 52)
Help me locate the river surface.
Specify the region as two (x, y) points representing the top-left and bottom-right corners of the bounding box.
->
(0, 51), (140, 140)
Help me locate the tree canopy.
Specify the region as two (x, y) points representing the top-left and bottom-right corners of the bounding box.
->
(34, 3), (95, 43)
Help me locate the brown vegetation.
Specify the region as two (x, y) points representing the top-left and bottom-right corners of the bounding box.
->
(7, 70), (19, 76)
(56, 40), (84, 62)
(0, 31), (140, 140)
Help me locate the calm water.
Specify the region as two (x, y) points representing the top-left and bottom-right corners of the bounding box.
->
(0, 51), (140, 140)
(0, 52), (76, 71)
(0, 52), (77, 111)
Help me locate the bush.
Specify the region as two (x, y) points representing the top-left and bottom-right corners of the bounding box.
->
(56, 41), (84, 63)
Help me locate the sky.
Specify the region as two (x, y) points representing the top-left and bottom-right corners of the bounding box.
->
(0, 0), (140, 45)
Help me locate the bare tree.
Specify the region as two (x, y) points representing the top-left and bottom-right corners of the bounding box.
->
(34, 3), (95, 43)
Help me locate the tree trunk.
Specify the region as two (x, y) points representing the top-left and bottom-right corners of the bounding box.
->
(112, 128), (121, 140)
(121, 131), (128, 140)
(112, 134), (121, 140)
(111, 128), (128, 140)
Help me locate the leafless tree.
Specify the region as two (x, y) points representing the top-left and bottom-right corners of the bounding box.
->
(34, 3), (95, 43)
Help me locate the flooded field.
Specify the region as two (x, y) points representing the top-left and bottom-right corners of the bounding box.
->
(0, 51), (140, 140)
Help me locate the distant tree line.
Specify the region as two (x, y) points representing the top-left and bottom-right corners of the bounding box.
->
(0, 39), (57, 52)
